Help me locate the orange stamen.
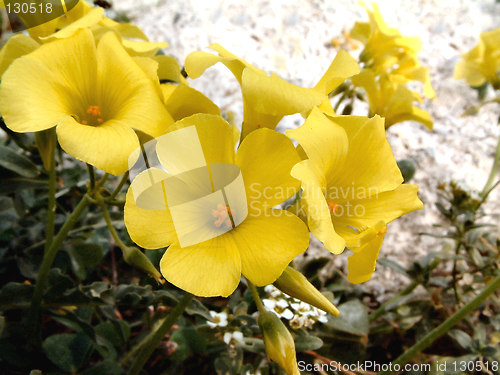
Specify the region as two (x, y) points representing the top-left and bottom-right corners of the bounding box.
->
(81, 120), (88, 125)
(212, 204), (236, 229)
(87, 105), (101, 117)
(328, 201), (339, 213)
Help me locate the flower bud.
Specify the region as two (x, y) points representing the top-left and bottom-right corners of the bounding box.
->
(274, 266), (340, 317)
(258, 310), (300, 375)
(122, 246), (162, 281)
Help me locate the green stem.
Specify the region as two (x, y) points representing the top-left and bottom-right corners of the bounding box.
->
(28, 194), (91, 342)
(94, 172), (109, 193)
(379, 273), (500, 375)
(126, 293), (194, 375)
(481, 134), (500, 198)
(96, 194), (127, 251)
(369, 280), (419, 322)
(87, 164), (96, 191)
(247, 281), (265, 313)
(44, 131), (57, 253)
(107, 171), (129, 201)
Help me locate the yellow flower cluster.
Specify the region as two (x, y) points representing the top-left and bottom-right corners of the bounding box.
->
(349, 2), (434, 129)
(0, 4), (425, 373)
(0, 0), (422, 297)
(454, 27), (500, 90)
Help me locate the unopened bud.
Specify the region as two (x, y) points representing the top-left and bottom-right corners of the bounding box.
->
(274, 267), (340, 317)
(122, 246), (162, 281)
(258, 310), (300, 375)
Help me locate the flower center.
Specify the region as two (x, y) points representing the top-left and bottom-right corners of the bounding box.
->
(211, 203), (236, 230)
(328, 201), (339, 213)
(81, 105), (104, 126)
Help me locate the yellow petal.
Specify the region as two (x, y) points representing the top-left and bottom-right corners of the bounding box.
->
(314, 49), (360, 95)
(236, 128), (301, 212)
(163, 84), (220, 121)
(97, 32), (173, 138)
(0, 29), (97, 133)
(122, 40), (168, 57)
(291, 160), (346, 254)
(327, 115), (403, 194)
(350, 21), (371, 44)
(160, 234), (241, 297)
(347, 221), (386, 284)
(351, 69), (382, 114)
(287, 107), (348, 180)
(111, 23), (149, 40)
(162, 114), (235, 166)
(454, 59), (486, 87)
(124, 172), (178, 249)
(385, 85), (433, 129)
(154, 55), (187, 84)
(56, 116), (139, 175)
(388, 106), (434, 130)
(241, 68), (325, 137)
(234, 209), (309, 286)
(0, 34), (39, 77)
(333, 184), (423, 232)
(184, 43), (259, 83)
(40, 6), (104, 40)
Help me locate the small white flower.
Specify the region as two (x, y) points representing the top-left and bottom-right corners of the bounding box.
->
(276, 299), (289, 309)
(290, 302), (301, 311)
(207, 311), (228, 328)
(317, 314), (328, 323)
(262, 299), (277, 310)
(223, 331), (245, 345)
(279, 308), (294, 320)
(264, 285), (275, 294)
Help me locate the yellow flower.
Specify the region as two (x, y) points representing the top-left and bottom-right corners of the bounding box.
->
(184, 44), (359, 139)
(352, 70), (433, 129)
(350, 2), (435, 99)
(124, 114), (309, 297)
(0, 29), (172, 175)
(454, 27), (500, 89)
(0, 0), (166, 75)
(287, 108), (423, 283)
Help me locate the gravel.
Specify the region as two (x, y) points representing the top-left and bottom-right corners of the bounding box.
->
(113, 0), (500, 299)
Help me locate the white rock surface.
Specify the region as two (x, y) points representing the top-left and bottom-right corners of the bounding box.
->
(113, 0), (500, 298)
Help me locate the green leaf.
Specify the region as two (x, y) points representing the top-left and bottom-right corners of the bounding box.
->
(95, 320), (130, 348)
(169, 329), (191, 362)
(0, 146), (39, 178)
(448, 329), (473, 351)
(0, 282), (33, 309)
(0, 177), (47, 194)
(397, 159), (417, 183)
(45, 268), (75, 300)
(42, 333), (94, 372)
(0, 197), (18, 231)
(66, 242), (103, 280)
(185, 298), (213, 321)
(326, 300), (368, 336)
(81, 360), (122, 375)
(294, 335), (323, 351)
(378, 258), (409, 277)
